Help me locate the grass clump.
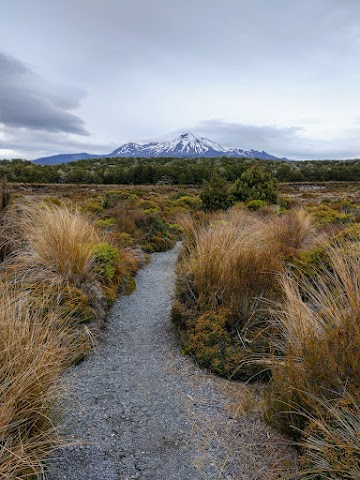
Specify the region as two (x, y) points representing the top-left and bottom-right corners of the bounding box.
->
(0, 287), (76, 479)
(263, 244), (360, 478)
(265, 245), (360, 430)
(6, 202), (101, 283)
(299, 394), (360, 479)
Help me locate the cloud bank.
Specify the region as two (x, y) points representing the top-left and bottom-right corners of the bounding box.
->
(0, 52), (88, 135)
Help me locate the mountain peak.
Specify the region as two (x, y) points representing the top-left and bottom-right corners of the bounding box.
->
(33, 134), (281, 164)
(179, 132), (198, 140)
(107, 134), (280, 159)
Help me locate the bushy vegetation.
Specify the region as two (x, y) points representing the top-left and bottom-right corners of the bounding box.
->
(173, 198), (360, 479)
(199, 165), (278, 211)
(3, 156), (360, 185)
(2, 178), (360, 478)
(200, 173), (232, 211)
(173, 208), (315, 379)
(231, 164), (278, 203)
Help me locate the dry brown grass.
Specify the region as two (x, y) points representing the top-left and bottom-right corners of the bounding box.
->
(269, 209), (316, 253)
(6, 202), (101, 283)
(179, 209), (288, 326)
(177, 207), (360, 477)
(269, 245), (360, 387)
(174, 208), (318, 381)
(264, 244), (360, 477)
(0, 286), (77, 479)
(299, 393), (360, 480)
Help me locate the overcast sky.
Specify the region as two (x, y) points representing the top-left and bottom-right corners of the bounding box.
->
(1, 0), (360, 160)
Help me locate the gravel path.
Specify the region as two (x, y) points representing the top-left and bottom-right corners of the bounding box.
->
(47, 245), (297, 480)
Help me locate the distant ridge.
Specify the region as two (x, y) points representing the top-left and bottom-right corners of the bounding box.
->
(33, 133), (281, 165)
(33, 153), (100, 165)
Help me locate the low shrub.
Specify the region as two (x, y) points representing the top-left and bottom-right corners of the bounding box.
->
(91, 242), (120, 282)
(174, 195), (202, 210)
(184, 309), (243, 376)
(246, 199), (267, 211)
(306, 204), (354, 226)
(95, 217), (117, 229)
(81, 199), (104, 214)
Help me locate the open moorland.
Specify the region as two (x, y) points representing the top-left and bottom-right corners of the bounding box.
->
(0, 168), (359, 479)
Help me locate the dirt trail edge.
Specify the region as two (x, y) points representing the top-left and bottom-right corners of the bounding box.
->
(47, 245), (297, 480)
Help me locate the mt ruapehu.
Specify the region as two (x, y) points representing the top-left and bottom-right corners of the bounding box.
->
(33, 133), (281, 165)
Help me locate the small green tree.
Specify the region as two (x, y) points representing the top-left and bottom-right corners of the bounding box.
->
(232, 165), (277, 203)
(200, 173), (232, 211)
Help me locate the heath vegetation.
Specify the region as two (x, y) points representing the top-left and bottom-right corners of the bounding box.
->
(1, 171), (360, 478)
(173, 170), (360, 479)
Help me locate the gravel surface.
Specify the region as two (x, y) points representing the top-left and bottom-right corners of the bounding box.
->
(46, 245), (297, 480)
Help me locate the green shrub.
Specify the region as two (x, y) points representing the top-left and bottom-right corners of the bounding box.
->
(340, 199), (357, 214)
(143, 207), (160, 215)
(232, 165), (278, 203)
(91, 242), (120, 282)
(81, 200), (104, 214)
(182, 309), (270, 380)
(174, 195), (202, 210)
(247, 199), (267, 211)
(200, 174), (233, 211)
(95, 217), (117, 229)
(102, 191), (137, 209)
(306, 205), (353, 225)
(184, 309), (242, 376)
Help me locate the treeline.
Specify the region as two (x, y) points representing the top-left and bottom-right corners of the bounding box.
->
(2, 156), (360, 184)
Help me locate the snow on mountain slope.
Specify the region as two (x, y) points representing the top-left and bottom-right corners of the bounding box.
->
(109, 133), (280, 159)
(33, 133), (281, 164)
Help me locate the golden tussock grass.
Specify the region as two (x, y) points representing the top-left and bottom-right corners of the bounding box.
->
(269, 245), (360, 390)
(265, 244), (360, 477)
(268, 208), (316, 253)
(6, 202), (101, 283)
(297, 393), (360, 480)
(0, 286), (76, 479)
(178, 208), (314, 327)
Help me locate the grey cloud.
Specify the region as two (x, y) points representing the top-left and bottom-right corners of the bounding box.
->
(189, 120), (360, 160)
(0, 125), (112, 160)
(0, 52), (88, 135)
(1, 1), (360, 159)
(189, 120), (305, 158)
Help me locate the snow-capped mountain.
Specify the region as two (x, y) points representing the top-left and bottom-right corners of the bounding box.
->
(33, 133), (281, 165)
(110, 133), (279, 159)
